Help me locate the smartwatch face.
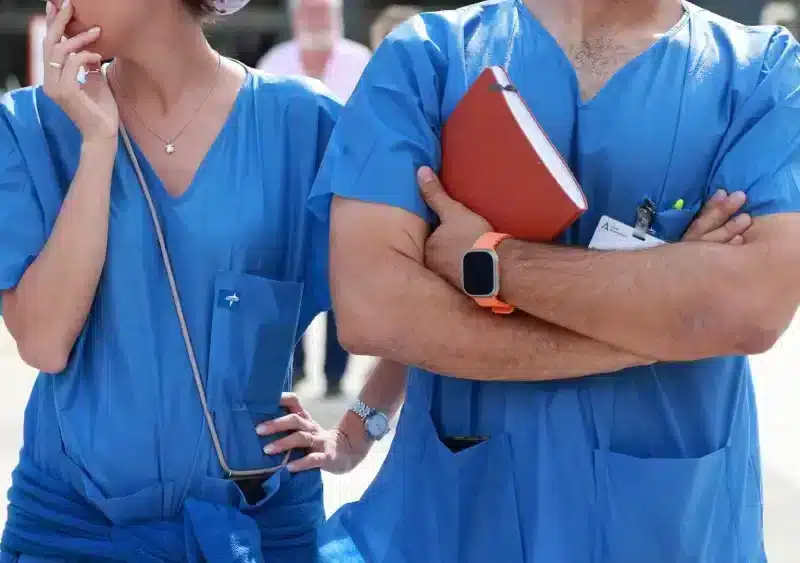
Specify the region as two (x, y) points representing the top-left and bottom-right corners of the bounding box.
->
(462, 250), (498, 297)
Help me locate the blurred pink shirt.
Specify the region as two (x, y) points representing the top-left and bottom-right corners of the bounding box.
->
(256, 38), (372, 102)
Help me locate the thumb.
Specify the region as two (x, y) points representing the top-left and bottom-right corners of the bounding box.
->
(417, 166), (455, 216)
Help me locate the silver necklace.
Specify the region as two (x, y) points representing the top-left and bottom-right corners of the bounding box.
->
(110, 53), (223, 155)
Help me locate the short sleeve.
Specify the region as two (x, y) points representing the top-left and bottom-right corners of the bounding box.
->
(308, 15), (452, 225)
(0, 105), (46, 298)
(710, 29), (800, 217)
(292, 85), (342, 332)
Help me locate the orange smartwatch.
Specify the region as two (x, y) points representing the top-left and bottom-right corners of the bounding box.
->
(461, 232), (515, 314)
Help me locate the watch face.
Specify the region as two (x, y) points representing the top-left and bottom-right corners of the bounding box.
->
(462, 250), (498, 297)
(365, 412), (389, 439)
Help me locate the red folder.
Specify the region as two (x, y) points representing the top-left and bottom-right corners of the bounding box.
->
(440, 66), (587, 241)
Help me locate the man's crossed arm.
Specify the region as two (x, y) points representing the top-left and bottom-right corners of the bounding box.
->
(416, 167), (800, 363)
(330, 175), (753, 382)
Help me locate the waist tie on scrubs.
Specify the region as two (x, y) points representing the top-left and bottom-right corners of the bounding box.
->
(1, 455), (317, 562)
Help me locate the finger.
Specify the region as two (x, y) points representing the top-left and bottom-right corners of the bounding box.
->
(287, 452), (328, 472)
(45, 1), (56, 24)
(683, 191), (746, 240)
(43, 0), (75, 84)
(697, 213), (752, 244)
(279, 392), (311, 421)
(263, 431), (314, 455)
(61, 51), (102, 88)
(418, 166), (457, 217)
(45, 50), (101, 101)
(51, 27), (101, 63)
(279, 392), (304, 414)
(255, 413), (313, 436)
(44, 0), (73, 53)
(681, 190), (727, 240)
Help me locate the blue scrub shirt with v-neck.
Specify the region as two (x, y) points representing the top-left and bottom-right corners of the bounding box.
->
(0, 69), (340, 561)
(311, 2), (800, 562)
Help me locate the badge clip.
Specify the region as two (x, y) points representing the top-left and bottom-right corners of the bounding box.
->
(633, 198), (655, 241)
(489, 83), (518, 93)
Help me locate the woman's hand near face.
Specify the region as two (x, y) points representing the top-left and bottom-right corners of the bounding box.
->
(43, 0), (118, 143)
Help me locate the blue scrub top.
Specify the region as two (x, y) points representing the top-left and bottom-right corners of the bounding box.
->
(311, 2), (800, 562)
(0, 70), (339, 560)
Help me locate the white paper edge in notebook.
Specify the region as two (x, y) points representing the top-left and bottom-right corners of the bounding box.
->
(489, 66), (587, 210)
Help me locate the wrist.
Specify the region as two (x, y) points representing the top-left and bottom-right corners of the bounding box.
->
(81, 135), (118, 158)
(496, 237), (522, 304)
(338, 410), (372, 454)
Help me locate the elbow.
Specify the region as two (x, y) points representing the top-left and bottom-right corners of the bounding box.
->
(734, 329), (782, 356)
(335, 306), (398, 359)
(679, 295), (788, 359)
(714, 299), (790, 357)
(15, 333), (70, 374)
(336, 313), (383, 357)
(3, 292), (72, 373)
(728, 315), (788, 357)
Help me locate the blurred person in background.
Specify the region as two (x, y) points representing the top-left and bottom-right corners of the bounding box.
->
(258, 0), (371, 398)
(257, 0), (371, 103)
(761, 0), (799, 35)
(370, 5), (422, 50)
(0, 0), (377, 559)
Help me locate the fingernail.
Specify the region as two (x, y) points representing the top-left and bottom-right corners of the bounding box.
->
(45, 2), (52, 15)
(712, 189), (726, 201)
(63, 0), (71, 8)
(286, 463), (297, 472)
(263, 445), (277, 455)
(734, 213), (751, 226)
(417, 167), (434, 183)
(729, 191), (746, 203)
(89, 27), (101, 34)
(255, 423), (268, 435)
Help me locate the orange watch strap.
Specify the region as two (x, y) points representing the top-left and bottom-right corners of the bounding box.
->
(470, 233), (514, 314)
(473, 232), (513, 250)
(474, 296), (515, 314)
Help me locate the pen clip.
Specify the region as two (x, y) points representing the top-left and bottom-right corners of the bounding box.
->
(633, 198), (655, 241)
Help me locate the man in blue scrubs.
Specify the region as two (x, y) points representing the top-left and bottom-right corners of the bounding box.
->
(308, 0), (800, 561)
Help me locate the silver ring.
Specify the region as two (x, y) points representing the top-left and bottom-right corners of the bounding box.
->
(48, 61), (63, 69)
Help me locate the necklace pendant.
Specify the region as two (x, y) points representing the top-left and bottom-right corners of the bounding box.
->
(165, 143), (176, 155)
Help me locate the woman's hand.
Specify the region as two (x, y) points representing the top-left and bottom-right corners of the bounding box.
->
(256, 393), (370, 475)
(43, 0), (118, 142)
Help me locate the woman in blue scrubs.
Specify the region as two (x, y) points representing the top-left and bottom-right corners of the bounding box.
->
(0, 0), (339, 560)
(303, 0), (800, 562)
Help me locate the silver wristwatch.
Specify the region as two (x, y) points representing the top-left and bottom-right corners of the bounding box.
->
(349, 400), (390, 440)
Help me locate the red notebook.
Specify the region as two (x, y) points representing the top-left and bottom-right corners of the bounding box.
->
(440, 66), (587, 241)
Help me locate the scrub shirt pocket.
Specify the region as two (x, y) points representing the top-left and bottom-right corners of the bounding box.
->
(359, 391), (525, 563)
(594, 446), (735, 563)
(206, 271), (303, 470)
(651, 203), (701, 242)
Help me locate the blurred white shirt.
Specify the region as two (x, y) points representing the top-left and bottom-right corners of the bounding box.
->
(256, 38), (372, 102)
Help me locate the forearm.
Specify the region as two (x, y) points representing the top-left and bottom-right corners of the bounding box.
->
(337, 359), (407, 455)
(336, 253), (653, 381)
(4, 139), (116, 372)
(357, 359), (407, 420)
(497, 236), (790, 361)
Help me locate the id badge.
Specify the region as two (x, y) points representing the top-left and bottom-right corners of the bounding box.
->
(588, 215), (667, 251)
